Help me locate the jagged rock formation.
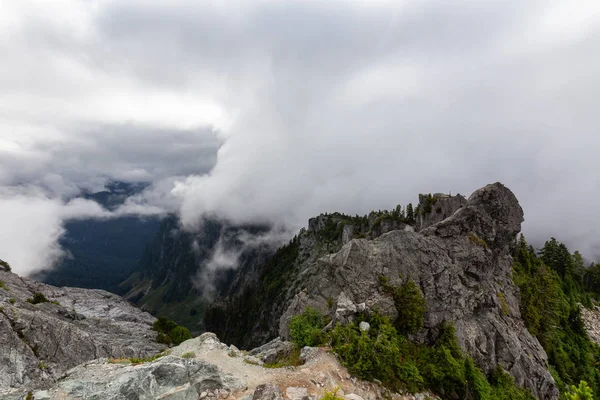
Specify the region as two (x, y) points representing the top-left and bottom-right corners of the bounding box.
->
(0, 269), (163, 395)
(414, 193), (467, 231)
(207, 183), (558, 399)
(21, 332), (433, 400)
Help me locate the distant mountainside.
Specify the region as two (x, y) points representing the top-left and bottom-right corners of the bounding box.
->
(34, 182), (161, 293)
(120, 216), (273, 332)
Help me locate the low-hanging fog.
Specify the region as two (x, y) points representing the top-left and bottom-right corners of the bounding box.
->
(1, 0), (599, 275)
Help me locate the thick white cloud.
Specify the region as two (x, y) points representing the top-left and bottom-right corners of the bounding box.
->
(1, 0), (600, 275)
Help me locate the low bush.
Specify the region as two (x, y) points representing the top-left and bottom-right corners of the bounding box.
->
(181, 352), (195, 359)
(26, 292), (49, 304)
(297, 306), (534, 399)
(566, 381), (594, 400)
(320, 388), (344, 400)
(0, 259), (11, 272)
(289, 306), (325, 348)
(152, 316), (192, 345)
(380, 276), (426, 334)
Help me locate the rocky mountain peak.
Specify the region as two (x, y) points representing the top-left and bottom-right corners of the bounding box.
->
(422, 182), (524, 251)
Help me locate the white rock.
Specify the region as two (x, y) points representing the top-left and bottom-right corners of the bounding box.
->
(286, 386), (308, 400)
(344, 395), (364, 400)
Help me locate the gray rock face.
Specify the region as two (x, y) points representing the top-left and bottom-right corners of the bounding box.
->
(415, 193), (467, 231)
(249, 337), (295, 364)
(278, 183), (558, 399)
(253, 383), (284, 400)
(35, 355), (244, 400)
(0, 270), (163, 394)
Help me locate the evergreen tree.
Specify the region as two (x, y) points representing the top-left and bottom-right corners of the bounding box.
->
(406, 203), (415, 224)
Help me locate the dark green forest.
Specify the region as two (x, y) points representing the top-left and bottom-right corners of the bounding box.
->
(514, 235), (600, 399)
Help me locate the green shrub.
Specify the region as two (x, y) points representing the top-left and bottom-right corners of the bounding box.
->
(26, 292), (49, 304)
(328, 314), (531, 399)
(153, 316), (178, 333)
(489, 367), (535, 400)
(152, 316), (191, 345)
(8, 298), (16, 304)
(181, 352), (195, 359)
(289, 307), (325, 348)
(380, 276), (426, 334)
(25, 392), (33, 400)
(170, 326), (192, 345)
(566, 381), (594, 400)
(0, 259), (11, 272)
(38, 361), (49, 370)
(156, 332), (172, 345)
(320, 388), (344, 400)
(0, 280), (7, 290)
(330, 312), (424, 393)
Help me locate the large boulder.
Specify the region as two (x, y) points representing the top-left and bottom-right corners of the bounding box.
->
(32, 355), (244, 400)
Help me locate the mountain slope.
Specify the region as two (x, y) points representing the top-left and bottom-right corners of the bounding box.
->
(0, 266), (163, 395)
(205, 183), (558, 399)
(121, 215), (273, 331)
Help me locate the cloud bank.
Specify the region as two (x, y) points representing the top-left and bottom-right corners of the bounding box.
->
(1, 0), (600, 274)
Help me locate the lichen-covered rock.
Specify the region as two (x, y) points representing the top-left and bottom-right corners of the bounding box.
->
(0, 270), (164, 394)
(34, 355), (244, 400)
(253, 383), (284, 400)
(249, 337), (295, 364)
(278, 183), (557, 399)
(415, 193), (467, 231)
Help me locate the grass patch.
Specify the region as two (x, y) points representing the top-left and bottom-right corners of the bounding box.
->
(469, 233), (489, 249)
(38, 361), (49, 370)
(181, 351), (195, 359)
(497, 293), (510, 316)
(9, 298), (16, 304)
(129, 353), (163, 364)
(108, 358), (131, 364)
(320, 387), (344, 400)
(263, 347), (303, 368)
(0, 280), (7, 290)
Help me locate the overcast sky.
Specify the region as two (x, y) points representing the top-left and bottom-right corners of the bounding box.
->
(1, 0), (599, 275)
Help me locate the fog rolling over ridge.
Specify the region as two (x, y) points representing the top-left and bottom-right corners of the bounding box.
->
(0, 0), (600, 275)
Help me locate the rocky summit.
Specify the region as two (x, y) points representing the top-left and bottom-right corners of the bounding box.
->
(207, 183), (559, 399)
(0, 269), (163, 396)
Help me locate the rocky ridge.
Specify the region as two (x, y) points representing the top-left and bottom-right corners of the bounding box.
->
(22, 332), (434, 400)
(209, 183), (559, 399)
(0, 269), (163, 395)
